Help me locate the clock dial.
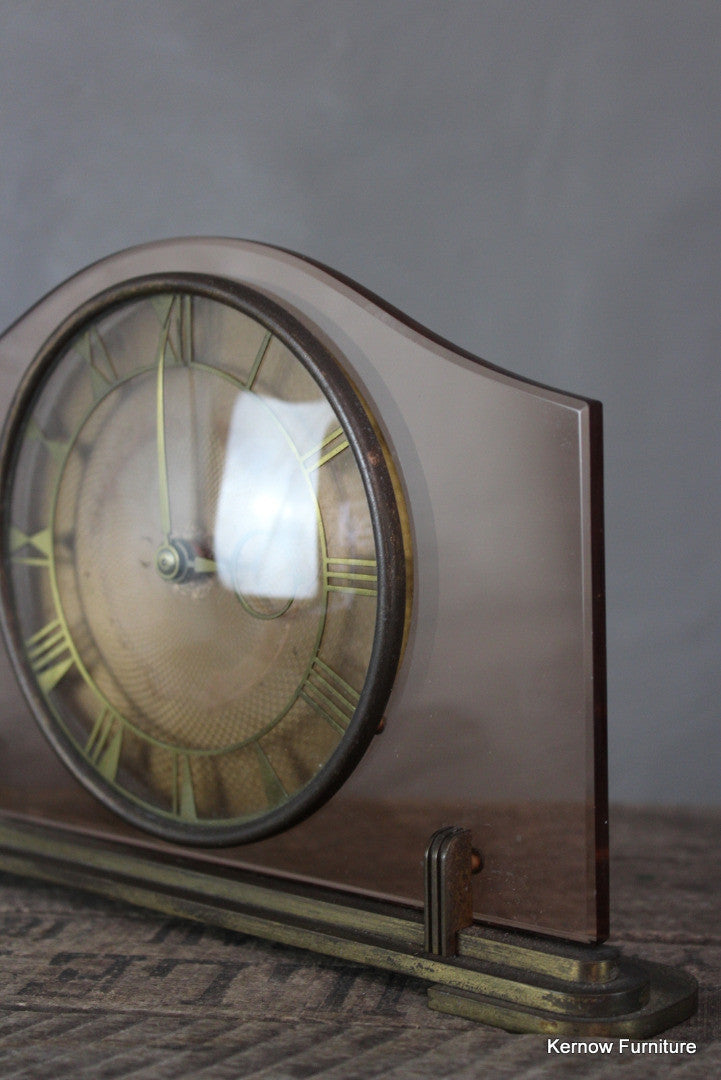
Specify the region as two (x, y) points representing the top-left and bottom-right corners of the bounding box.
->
(1, 275), (409, 844)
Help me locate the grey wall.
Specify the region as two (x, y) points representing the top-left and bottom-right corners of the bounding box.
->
(1, 0), (719, 805)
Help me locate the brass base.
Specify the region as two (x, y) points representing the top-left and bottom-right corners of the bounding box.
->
(428, 961), (698, 1037)
(0, 814), (697, 1036)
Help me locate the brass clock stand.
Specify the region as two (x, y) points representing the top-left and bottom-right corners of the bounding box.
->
(0, 816), (697, 1036)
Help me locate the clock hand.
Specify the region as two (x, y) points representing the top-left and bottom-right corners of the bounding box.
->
(189, 555), (217, 574)
(155, 308), (174, 543)
(176, 293), (206, 537)
(153, 298), (214, 586)
(158, 295), (207, 541)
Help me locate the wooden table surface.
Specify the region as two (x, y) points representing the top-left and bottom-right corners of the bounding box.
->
(0, 806), (718, 1079)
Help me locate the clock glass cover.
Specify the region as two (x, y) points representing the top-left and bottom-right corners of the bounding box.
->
(0, 274), (408, 844)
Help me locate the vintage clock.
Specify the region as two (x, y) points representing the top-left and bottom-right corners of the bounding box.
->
(0, 239), (696, 1034)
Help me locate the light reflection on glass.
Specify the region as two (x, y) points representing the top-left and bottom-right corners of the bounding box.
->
(214, 392), (330, 602)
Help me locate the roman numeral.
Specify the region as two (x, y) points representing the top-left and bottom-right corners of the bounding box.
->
(9, 526), (52, 568)
(151, 294), (193, 365)
(325, 557), (378, 597)
(75, 327), (118, 400)
(85, 706), (123, 782)
(151, 293), (174, 327)
(172, 753), (197, 821)
(26, 420), (69, 464)
(179, 294), (193, 365)
(301, 427), (349, 472)
(254, 743), (288, 807)
(300, 657), (360, 734)
(25, 619), (74, 694)
(245, 329), (272, 390)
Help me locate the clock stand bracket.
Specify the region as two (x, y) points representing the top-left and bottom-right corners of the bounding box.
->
(0, 817), (697, 1036)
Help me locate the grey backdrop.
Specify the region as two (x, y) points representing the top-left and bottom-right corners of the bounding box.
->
(0, 1), (718, 805)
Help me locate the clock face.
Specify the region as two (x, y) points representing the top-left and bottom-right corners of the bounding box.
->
(0, 274), (409, 844)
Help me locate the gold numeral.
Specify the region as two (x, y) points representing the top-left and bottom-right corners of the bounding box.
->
(246, 330), (272, 390)
(254, 743), (288, 807)
(26, 420), (69, 464)
(172, 753), (197, 821)
(300, 657), (360, 733)
(325, 557), (378, 597)
(75, 327), (118, 400)
(151, 294), (193, 366)
(151, 294), (174, 329)
(9, 526), (52, 568)
(25, 619), (74, 694)
(301, 427), (349, 472)
(85, 706), (123, 782)
(179, 294), (193, 365)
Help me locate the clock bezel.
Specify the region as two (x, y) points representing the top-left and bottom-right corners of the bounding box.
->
(0, 272), (410, 846)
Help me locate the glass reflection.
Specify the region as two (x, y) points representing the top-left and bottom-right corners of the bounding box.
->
(214, 394), (330, 604)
